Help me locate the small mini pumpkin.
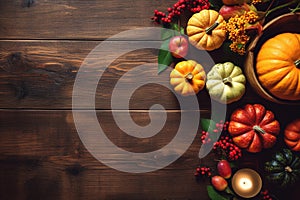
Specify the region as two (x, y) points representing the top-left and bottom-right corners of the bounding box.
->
(256, 33), (300, 101)
(170, 60), (206, 96)
(265, 149), (300, 188)
(285, 119), (300, 151)
(187, 9), (227, 51)
(228, 104), (280, 153)
(206, 62), (246, 104)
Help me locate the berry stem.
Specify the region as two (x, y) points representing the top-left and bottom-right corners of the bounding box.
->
(214, 159), (222, 162)
(225, 187), (235, 196)
(291, 1), (300, 13)
(266, 0), (298, 17)
(178, 16), (181, 35)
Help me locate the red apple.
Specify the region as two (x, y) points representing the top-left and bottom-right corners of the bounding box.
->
(219, 3), (257, 20)
(169, 36), (188, 58)
(222, 0), (245, 5)
(211, 176), (228, 191)
(217, 160), (232, 179)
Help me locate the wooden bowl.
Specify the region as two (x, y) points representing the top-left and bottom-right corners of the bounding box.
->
(245, 12), (300, 104)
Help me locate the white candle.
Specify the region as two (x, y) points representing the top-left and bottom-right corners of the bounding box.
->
(238, 177), (253, 191)
(231, 168), (262, 198)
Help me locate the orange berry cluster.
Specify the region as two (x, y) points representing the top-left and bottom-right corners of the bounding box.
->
(252, 0), (262, 4)
(225, 10), (258, 55)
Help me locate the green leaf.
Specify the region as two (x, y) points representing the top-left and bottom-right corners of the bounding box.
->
(161, 24), (184, 40)
(200, 118), (221, 143)
(161, 29), (175, 41)
(224, 187), (235, 195)
(201, 118), (217, 133)
(229, 162), (239, 169)
(208, 0), (224, 11)
(171, 23), (185, 35)
(158, 39), (173, 74)
(158, 23), (184, 74)
(207, 186), (230, 200)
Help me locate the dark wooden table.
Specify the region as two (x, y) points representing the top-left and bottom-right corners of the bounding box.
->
(0, 1), (299, 200)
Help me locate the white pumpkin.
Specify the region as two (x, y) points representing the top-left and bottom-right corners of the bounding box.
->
(206, 62), (246, 104)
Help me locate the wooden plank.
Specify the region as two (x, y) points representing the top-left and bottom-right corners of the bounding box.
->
(0, 110), (210, 158)
(1, 109), (300, 199)
(0, 161), (211, 200)
(0, 110), (213, 200)
(0, 40), (218, 109)
(0, 40), (282, 110)
(2, 40), (300, 112)
(0, 0), (164, 40)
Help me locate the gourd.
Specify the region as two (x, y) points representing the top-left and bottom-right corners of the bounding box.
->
(256, 33), (300, 101)
(187, 9), (227, 51)
(170, 60), (206, 96)
(206, 62), (246, 104)
(228, 104), (280, 153)
(265, 149), (300, 187)
(284, 119), (300, 151)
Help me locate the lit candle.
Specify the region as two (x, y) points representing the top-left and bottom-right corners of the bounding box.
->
(231, 168), (262, 198)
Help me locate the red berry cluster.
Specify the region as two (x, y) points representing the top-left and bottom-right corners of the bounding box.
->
(200, 131), (211, 144)
(261, 190), (273, 200)
(194, 166), (212, 178)
(152, 0), (210, 24)
(200, 120), (227, 144)
(200, 121), (242, 161)
(213, 135), (242, 161)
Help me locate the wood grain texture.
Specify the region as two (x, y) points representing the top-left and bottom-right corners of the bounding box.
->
(1, 0), (300, 199)
(0, 0), (165, 40)
(0, 40), (166, 109)
(0, 110), (213, 200)
(1, 109), (300, 200)
(0, 40), (274, 110)
(0, 40), (212, 109)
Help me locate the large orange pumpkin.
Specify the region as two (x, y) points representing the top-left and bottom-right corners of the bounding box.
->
(256, 33), (300, 101)
(228, 104), (280, 153)
(170, 60), (206, 96)
(187, 9), (227, 51)
(284, 119), (300, 151)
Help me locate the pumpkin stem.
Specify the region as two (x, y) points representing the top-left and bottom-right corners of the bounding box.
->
(295, 59), (300, 68)
(205, 22), (219, 35)
(253, 125), (266, 134)
(185, 72), (194, 81)
(223, 77), (233, 85)
(285, 166), (293, 173)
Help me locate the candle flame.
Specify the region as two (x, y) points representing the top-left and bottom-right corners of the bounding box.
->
(239, 178), (253, 190)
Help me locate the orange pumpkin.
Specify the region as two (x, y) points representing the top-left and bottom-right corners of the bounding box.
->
(170, 60), (206, 96)
(228, 104), (280, 153)
(256, 33), (300, 101)
(187, 9), (227, 51)
(284, 119), (300, 151)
